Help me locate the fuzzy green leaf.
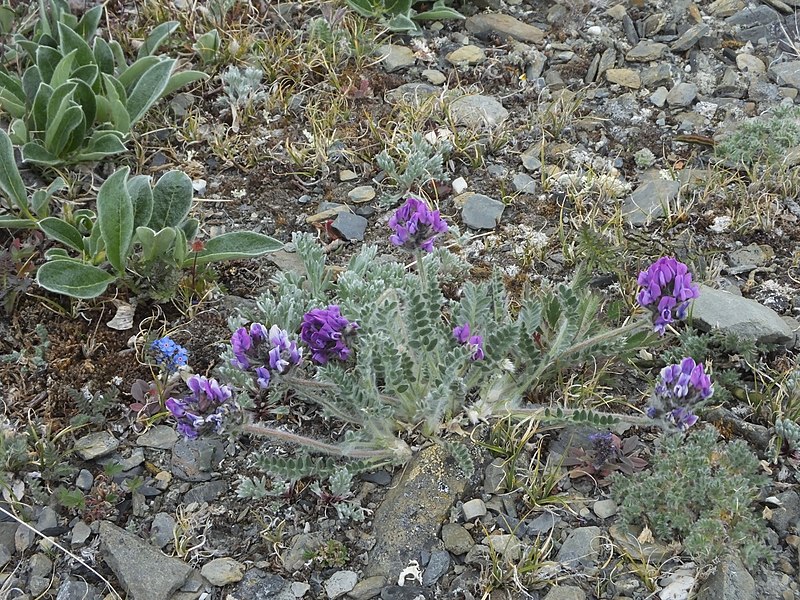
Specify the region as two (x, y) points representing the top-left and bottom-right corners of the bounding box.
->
(186, 232), (283, 267)
(39, 216), (85, 252)
(36, 259), (115, 298)
(96, 167), (133, 273)
(126, 58), (175, 124)
(148, 169), (192, 229)
(0, 129), (29, 213)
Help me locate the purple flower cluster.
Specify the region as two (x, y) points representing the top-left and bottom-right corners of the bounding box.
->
(166, 375), (236, 439)
(588, 431), (617, 468)
(388, 197), (449, 253)
(150, 337), (188, 374)
(637, 257), (700, 334)
(453, 323), (485, 361)
(300, 305), (359, 365)
(231, 323), (302, 388)
(647, 357), (713, 431)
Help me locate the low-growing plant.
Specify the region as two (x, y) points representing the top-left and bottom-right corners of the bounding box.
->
(34, 166), (282, 299)
(0, 0), (206, 166)
(0, 130), (66, 229)
(610, 426), (771, 567)
(159, 198), (687, 491)
(562, 432), (647, 486)
(715, 105), (800, 169)
(0, 229), (43, 313)
(345, 0), (464, 34)
(375, 132), (452, 204)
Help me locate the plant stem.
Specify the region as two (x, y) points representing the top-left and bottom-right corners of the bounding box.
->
(505, 406), (653, 428)
(240, 422), (407, 461)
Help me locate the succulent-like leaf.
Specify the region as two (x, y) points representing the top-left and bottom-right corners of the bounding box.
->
(57, 22), (93, 66)
(160, 70), (208, 98)
(186, 231), (283, 267)
(127, 174), (153, 229)
(36, 259), (115, 298)
(96, 167), (133, 274)
(148, 169), (192, 229)
(126, 58), (175, 124)
(35, 45), (62, 84)
(21, 142), (60, 166)
(0, 129), (29, 213)
(92, 37), (114, 75)
(137, 20), (178, 59)
(39, 216), (85, 252)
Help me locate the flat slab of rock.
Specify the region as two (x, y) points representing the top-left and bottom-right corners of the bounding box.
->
(99, 521), (192, 600)
(556, 526), (602, 571)
(459, 193), (505, 229)
(74, 432), (119, 460)
(622, 178), (680, 225)
(691, 285), (795, 346)
(465, 13), (544, 43)
(366, 444), (468, 578)
(136, 425), (179, 450)
(201, 557), (245, 586)
(376, 44), (415, 73)
(697, 554), (755, 600)
(449, 95), (508, 129)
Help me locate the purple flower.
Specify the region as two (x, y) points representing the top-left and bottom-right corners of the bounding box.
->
(647, 357), (713, 431)
(300, 305), (359, 365)
(230, 322), (302, 385)
(388, 197), (449, 253)
(637, 257), (700, 334)
(588, 432), (618, 468)
(166, 375), (237, 439)
(150, 337), (188, 374)
(453, 323), (485, 361)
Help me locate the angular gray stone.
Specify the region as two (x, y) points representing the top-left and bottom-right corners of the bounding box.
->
(422, 550), (450, 586)
(622, 179), (680, 225)
(642, 63), (673, 88)
(446, 45), (486, 67)
(201, 557), (246, 586)
(0, 544), (9, 569)
(527, 512), (559, 535)
(484, 457), (507, 493)
(543, 586), (586, 600)
(74, 432), (119, 460)
(0, 522), (16, 554)
(709, 0), (745, 17)
(71, 521), (92, 546)
(171, 437), (224, 482)
(766, 490), (800, 536)
(99, 521), (192, 600)
(465, 13), (545, 43)
(671, 24), (710, 52)
(182, 480), (227, 504)
(697, 554), (756, 600)
(650, 86), (669, 107)
(384, 83), (439, 106)
(770, 61), (800, 89)
(76, 469), (94, 491)
(606, 68), (641, 89)
(376, 44), (415, 73)
(28, 552), (53, 597)
(349, 575), (385, 600)
(727, 5), (780, 26)
(324, 570), (358, 599)
(460, 193), (505, 230)
(441, 523), (474, 556)
(462, 498), (487, 521)
(332, 212), (368, 242)
(512, 173), (536, 194)
(449, 95), (508, 129)
(556, 526), (602, 570)
(150, 512), (176, 548)
(56, 579), (101, 600)
(691, 285), (795, 346)
(136, 425), (179, 450)
(625, 41), (667, 62)
(231, 568), (294, 600)
(485, 533), (521, 561)
(666, 82), (698, 107)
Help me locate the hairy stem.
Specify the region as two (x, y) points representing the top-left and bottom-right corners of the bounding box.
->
(240, 422), (406, 461)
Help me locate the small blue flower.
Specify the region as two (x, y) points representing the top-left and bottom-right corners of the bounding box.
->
(150, 337), (189, 374)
